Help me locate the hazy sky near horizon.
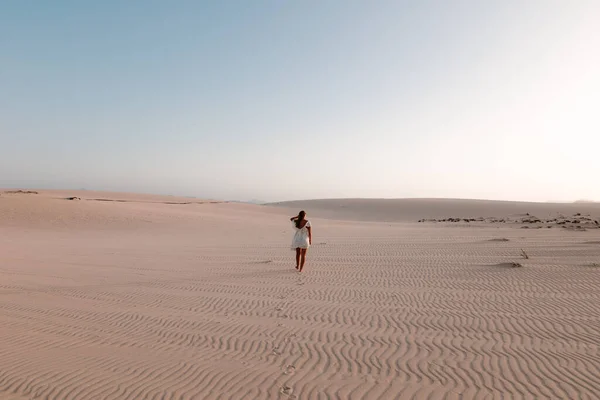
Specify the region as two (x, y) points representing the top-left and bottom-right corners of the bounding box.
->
(2, 1), (599, 202)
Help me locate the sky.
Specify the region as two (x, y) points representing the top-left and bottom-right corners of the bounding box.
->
(1, 1), (599, 202)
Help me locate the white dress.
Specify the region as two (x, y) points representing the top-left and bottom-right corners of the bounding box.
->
(291, 220), (311, 249)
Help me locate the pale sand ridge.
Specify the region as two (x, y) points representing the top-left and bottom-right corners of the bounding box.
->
(269, 198), (600, 223)
(1, 190), (599, 399)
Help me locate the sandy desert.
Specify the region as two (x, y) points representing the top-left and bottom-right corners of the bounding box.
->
(1, 190), (600, 400)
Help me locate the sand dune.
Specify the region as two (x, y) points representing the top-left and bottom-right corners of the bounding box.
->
(269, 198), (600, 223)
(1, 191), (600, 399)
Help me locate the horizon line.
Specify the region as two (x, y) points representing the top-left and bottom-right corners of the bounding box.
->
(1, 187), (596, 205)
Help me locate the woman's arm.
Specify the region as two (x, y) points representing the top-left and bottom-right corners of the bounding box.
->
(307, 226), (312, 245)
(290, 216), (298, 221)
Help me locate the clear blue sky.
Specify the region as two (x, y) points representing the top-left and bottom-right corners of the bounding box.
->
(2, 1), (599, 202)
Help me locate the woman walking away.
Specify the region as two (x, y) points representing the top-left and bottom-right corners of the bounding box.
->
(290, 211), (312, 272)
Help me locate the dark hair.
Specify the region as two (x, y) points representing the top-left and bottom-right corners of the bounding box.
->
(295, 210), (306, 228)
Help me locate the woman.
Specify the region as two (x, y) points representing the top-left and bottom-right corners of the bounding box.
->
(290, 211), (312, 272)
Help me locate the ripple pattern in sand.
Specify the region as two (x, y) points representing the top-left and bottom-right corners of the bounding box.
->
(1, 225), (600, 399)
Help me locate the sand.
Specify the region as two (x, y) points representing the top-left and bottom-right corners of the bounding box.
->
(1, 190), (599, 399)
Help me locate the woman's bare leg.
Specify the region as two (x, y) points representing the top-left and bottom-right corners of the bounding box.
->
(295, 248), (301, 269)
(299, 249), (307, 272)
